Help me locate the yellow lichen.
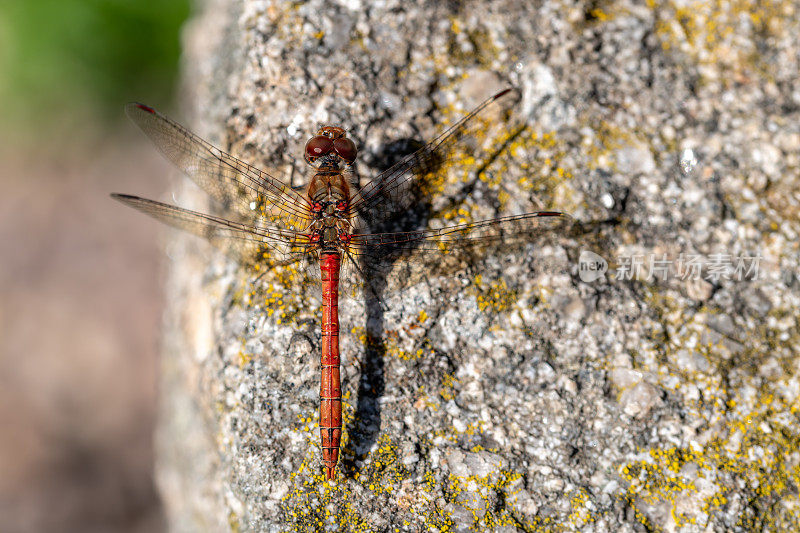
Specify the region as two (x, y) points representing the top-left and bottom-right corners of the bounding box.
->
(620, 287), (800, 530)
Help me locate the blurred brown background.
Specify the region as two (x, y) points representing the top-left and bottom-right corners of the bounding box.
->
(0, 2), (190, 531)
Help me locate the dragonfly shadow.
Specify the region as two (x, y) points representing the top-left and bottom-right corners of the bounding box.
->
(341, 124), (555, 475)
(342, 137), (435, 476)
(360, 137), (427, 178)
(341, 266), (387, 476)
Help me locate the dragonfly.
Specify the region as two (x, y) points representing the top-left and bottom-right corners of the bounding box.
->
(112, 88), (570, 481)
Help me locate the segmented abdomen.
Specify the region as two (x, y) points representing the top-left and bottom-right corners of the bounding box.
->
(319, 252), (342, 480)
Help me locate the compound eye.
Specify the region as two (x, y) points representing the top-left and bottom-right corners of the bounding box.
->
(305, 136), (334, 159)
(333, 137), (357, 163)
(336, 201), (348, 211)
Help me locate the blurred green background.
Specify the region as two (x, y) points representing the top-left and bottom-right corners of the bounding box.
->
(0, 0), (190, 136)
(0, 2), (190, 532)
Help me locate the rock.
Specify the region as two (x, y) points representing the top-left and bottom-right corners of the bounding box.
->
(609, 368), (643, 390)
(446, 449), (507, 481)
(615, 142), (656, 176)
(153, 0), (800, 530)
(619, 381), (661, 418)
(506, 485), (539, 523)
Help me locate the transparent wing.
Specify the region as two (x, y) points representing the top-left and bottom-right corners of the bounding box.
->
(126, 103), (312, 230)
(348, 88), (522, 229)
(342, 211), (572, 295)
(349, 211), (567, 252)
(111, 194), (314, 265)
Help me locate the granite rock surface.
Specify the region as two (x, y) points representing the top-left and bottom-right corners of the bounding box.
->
(155, 0), (800, 531)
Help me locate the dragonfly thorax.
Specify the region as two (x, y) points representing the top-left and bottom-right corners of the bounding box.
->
(309, 215), (351, 252)
(307, 173), (351, 205)
(306, 173), (353, 252)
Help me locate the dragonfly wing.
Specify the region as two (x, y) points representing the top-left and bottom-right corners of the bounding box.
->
(111, 194), (312, 266)
(126, 103), (312, 231)
(349, 211), (570, 254)
(348, 88), (522, 228)
(345, 211), (572, 295)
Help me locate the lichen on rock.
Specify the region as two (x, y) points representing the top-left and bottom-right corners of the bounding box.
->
(155, 0), (800, 531)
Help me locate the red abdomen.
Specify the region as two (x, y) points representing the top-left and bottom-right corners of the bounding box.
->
(319, 252), (342, 480)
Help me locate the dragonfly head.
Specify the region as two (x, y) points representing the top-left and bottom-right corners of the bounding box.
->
(304, 126), (357, 169)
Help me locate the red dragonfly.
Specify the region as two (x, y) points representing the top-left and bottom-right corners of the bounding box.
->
(112, 88), (569, 480)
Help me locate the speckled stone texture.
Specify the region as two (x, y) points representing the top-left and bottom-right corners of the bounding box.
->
(155, 0), (799, 531)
